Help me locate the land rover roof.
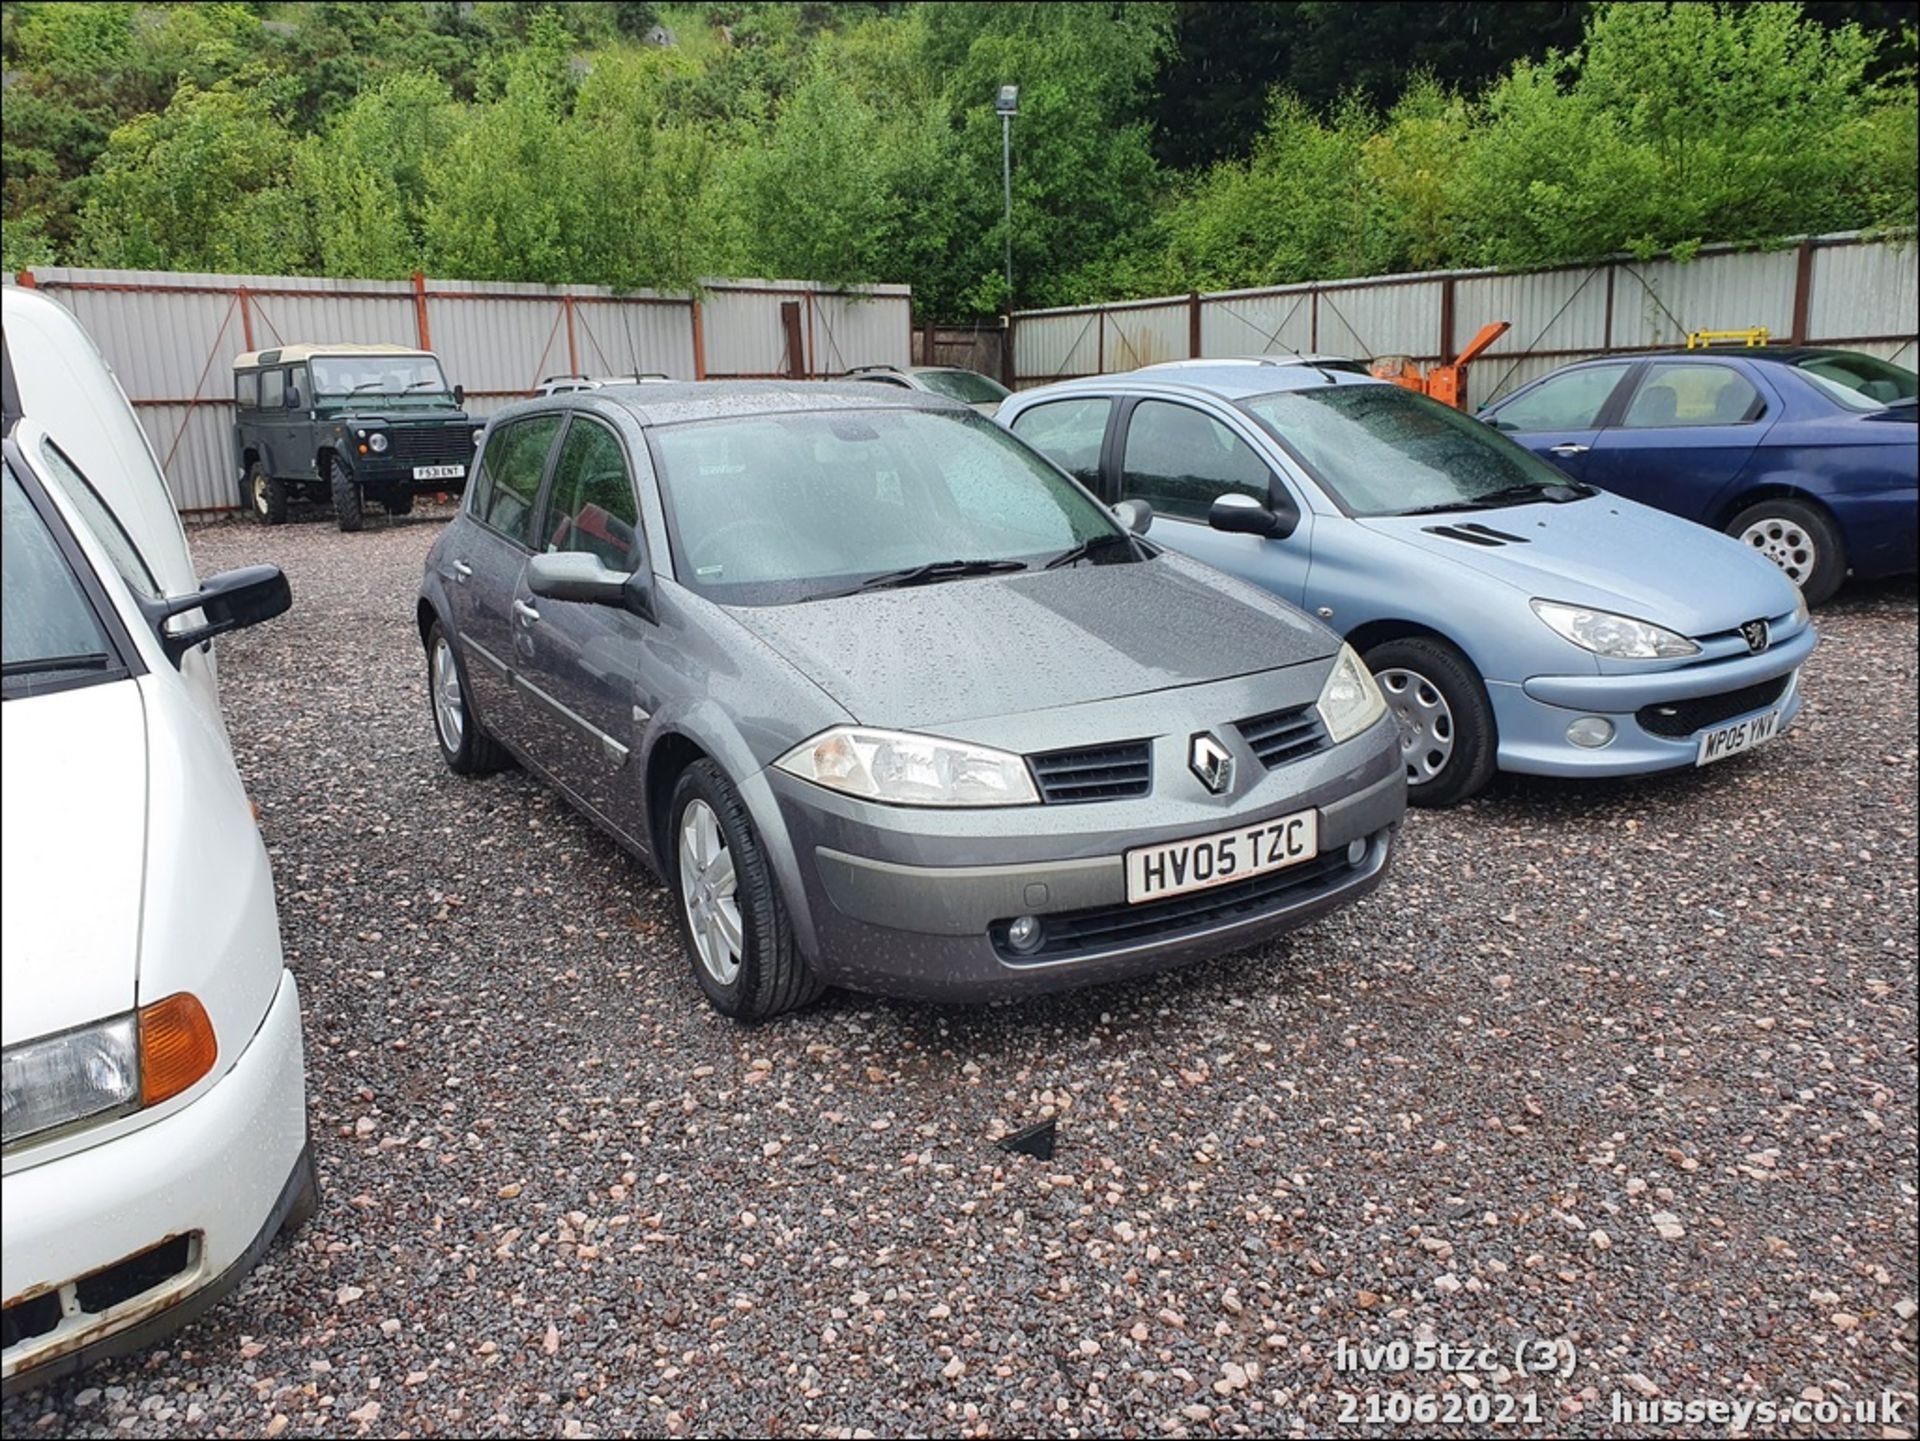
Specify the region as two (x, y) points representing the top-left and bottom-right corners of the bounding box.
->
(233, 342), (433, 369)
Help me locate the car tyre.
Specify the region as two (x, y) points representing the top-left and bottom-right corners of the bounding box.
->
(329, 454), (364, 533)
(426, 619), (508, 775)
(1363, 635), (1497, 808)
(281, 1141), (320, 1233)
(246, 461), (287, 525)
(668, 759), (823, 1021)
(1726, 497), (1844, 605)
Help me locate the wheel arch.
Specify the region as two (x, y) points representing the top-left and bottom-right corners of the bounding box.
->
(644, 731), (713, 863)
(1711, 480), (1835, 533)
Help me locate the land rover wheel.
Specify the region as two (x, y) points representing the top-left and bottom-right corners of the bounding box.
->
(247, 461), (287, 525)
(329, 453), (364, 532)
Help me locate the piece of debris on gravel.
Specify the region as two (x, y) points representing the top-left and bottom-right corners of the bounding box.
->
(5, 511), (1915, 1437)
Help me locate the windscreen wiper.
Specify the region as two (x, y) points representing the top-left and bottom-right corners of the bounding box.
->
(1044, 531), (1140, 569)
(825, 558), (1029, 597)
(1393, 499), (1499, 517)
(2, 651), (110, 678)
(404, 379), (444, 392)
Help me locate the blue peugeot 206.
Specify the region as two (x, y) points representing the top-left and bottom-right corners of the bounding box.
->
(999, 365), (1815, 807)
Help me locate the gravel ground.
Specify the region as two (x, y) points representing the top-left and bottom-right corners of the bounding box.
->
(7, 509), (1916, 1439)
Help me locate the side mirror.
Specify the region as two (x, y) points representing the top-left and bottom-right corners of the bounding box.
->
(285, 387), (302, 410)
(527, 551), (655, 620)
(453, 384), (465, 406)
(143, 565), (292, 665)
(1209, 490), (1299, 540)
(1112, 498), (1153, 535)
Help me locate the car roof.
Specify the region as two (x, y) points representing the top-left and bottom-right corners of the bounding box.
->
(1540, 345), (1880, 371)
(1144, 353), (1359, 369)
(493, 380), (971, 428)
(1019, 364), (1387, 403)
(233, 342), (432, 369)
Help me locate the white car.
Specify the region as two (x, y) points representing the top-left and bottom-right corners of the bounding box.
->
(1, 301), (312, 1392)
(535, 372), (675, 396)
(1142, 353), (1370, 374)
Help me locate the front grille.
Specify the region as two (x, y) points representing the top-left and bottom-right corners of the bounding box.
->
(1, 1234), (196, 1353)
(1236, 703), (1329, 769)
(389, 426), (474, 465)
(1637, 675), (1790, 738)
(1029, 741), (1152, 804)
(992, 847), (1364, 962)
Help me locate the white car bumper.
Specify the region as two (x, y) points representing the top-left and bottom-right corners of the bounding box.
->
(2, 971), (312, 1392)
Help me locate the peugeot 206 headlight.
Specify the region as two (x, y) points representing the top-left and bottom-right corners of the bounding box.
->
(776, 727), (1039, 807)
(1530, 600), (1700, 659)
(1317, 643), (1388, 744)
(1, 1016), (139, 1150)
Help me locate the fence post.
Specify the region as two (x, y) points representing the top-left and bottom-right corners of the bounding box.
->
(780, 301), (805, 379)
(1602, 265), (1615, 350)
(15, 269), (36, 288)
(1790, 238), (1816, 344)
(1001, 307), (1016, 390)
(1097, 309), (1105, 374)
(1189, 291), (1201, 358)
(411, 271), (432, 351)
(238, 285), (255, 351)
(563, 293), (579, 375)
(690, 297), (706, 380)
(1439, 276), (1456, 364)
(1310, 289), (1319, 352)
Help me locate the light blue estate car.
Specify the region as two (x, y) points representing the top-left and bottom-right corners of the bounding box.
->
(999, 367), (1814, 806)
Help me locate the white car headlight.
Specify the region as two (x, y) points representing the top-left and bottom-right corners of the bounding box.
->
(367, 431), (390, 454)
(1530, 600), (1700, 659)
(1, 1016), (139, 1150)
(1317, 643), (1388, 744)
(775, 727), (1039, 807)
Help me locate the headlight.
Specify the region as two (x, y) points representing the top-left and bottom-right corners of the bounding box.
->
(1, 994), (218, 1152)
(775, 727), (1039, 807)
(2, 1017), (139, 1149)
(367, 431), (390, 454)
(1792, 588), (1809, 626)
(472, 428), (486, 447)
(1316, 643), (1388, 744)
(1530, 600), (1700, 659)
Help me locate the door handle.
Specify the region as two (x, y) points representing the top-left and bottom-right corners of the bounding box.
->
(451, 560), (472, 583)
(1548, 442), (1590, 456)
(512, 599), (540, 625)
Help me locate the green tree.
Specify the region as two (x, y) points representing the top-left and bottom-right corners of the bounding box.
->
(76, 81), (307, 273)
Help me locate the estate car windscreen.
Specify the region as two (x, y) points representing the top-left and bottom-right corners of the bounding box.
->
(311, 355), (450, 399)
(650, 408), (1130, 605)
(2, 464), (126, 698)
(1238, 384), (1591, 517)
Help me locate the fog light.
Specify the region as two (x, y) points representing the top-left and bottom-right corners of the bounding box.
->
(1346, 838), (1368, 866)
(1566, 716), (1615, 749)
(1006, 915), (1044, 954)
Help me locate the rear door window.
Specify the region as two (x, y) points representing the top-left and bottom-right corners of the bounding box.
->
(1009, 397), (1113, 489)
(236, 371), (260, 409)
(1620, 363), (1763, 428)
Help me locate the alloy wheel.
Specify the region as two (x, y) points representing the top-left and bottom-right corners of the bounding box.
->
(431, 636), (464, 751)
(679, 799), (743, 986)
(1739, 516), (1815, 588)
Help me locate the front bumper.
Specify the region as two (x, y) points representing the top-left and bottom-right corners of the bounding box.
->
(1, 971), (311, 1392)
(1489, 623), (1813, 778)
(766, 714), (1406, 1003)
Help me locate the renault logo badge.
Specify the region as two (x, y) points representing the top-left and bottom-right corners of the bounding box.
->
(1189, 732), (1234, 795)
(1740, 618), (1770, 654)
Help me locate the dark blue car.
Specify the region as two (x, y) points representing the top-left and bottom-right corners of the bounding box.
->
(1481, 348), (1917, 604)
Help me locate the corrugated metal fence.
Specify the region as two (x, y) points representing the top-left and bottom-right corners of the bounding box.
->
(1009, 231), (1918, 405)
(6, 267), (912, 514)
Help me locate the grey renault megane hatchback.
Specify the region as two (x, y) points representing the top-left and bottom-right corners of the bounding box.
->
(418, 384), (1406, 1018)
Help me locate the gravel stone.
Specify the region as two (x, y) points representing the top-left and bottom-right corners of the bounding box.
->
(3, 514), (1914, 1437)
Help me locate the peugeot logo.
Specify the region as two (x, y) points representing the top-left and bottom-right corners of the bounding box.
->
(1189, 732), (1235, 795)
(1740, 618), (1771, 654)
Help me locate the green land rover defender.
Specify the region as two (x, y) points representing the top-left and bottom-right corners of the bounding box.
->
(233, 343), (477, 531)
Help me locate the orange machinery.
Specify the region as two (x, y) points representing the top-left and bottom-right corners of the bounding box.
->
(1369, 321), (1511, 410)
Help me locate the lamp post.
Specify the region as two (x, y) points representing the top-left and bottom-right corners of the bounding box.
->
(995, 84), (1019, 304)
